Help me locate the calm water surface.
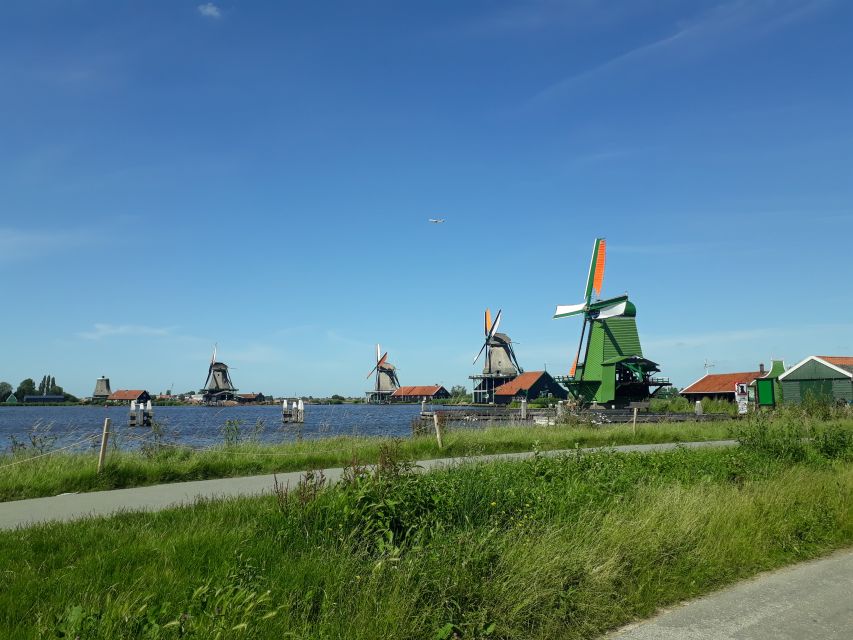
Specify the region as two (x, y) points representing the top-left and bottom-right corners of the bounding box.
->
(0, 404), (447, 453)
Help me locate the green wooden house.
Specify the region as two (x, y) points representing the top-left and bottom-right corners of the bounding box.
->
(778, 356), (853, 405)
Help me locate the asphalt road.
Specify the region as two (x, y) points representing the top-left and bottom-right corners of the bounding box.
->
(0, 439), (734, 530)
(606, 549), (853, 640)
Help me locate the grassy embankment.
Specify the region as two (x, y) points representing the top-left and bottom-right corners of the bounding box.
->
(0, 418), (744, 501)
(3, 406), (853, 502)
(0, 413), (851, 639)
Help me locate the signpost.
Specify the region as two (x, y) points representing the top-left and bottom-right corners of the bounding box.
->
(735, 383), (749, 415)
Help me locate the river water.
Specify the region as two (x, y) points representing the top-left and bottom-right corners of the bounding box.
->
(0, 404), (446, 454)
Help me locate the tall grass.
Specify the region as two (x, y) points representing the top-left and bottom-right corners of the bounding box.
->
(1, 425), (851, 639)
(0, 420), (741, 501)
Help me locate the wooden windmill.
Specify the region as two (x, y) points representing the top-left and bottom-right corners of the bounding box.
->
(553, 238), (669, 406)
(470, 308), (523, 404)
(203, 345), (238, 404)
(365, 344), (400, 404)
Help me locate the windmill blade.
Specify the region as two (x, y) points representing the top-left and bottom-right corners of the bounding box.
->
(366, 353), (389, 379)
(488, 309), (502, 339)
(472, 340), (488, 365)
(376, 344), (381, 364)
(553, 302), (586, 319)
(506, 341), (523, 373)
(484, 308), (492, 336)
(583, 238), (605, 303)
(569, 353), (579, 378)
(592, 238), (606, 299)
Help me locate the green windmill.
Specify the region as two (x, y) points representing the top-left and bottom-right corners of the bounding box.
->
(553, 238), (669, 406)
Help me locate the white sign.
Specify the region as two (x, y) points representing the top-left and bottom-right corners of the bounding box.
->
(735, 383), (749, 415)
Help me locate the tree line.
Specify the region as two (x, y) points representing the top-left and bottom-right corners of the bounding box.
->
(0, 376), (79, 403)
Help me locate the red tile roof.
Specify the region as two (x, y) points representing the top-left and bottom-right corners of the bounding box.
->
(391, 385), (446, 397)
(820, 356), (853, 367)
(107, 390), (148, 401)
(681, 372), (763, 395)
(494, 371), (546, 396)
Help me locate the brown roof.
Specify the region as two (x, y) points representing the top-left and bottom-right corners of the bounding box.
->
(107, 390), (148, 401)
(820, 356), (853, 367)
(494, 371), (546, 396)
(391, 385), (446, 397)
(238, 393), (263, 398)
(681, 372), (763, 395)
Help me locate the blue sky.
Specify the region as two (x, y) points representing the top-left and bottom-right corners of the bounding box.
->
(1, 0), (851, 397)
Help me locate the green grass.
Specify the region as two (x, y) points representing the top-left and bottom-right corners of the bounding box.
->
(0, 420), (742, 501)
(1, 417), (851, 639)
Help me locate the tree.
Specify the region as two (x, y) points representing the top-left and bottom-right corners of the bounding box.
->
(0, 381), (11, 402)
(450, 385), (468, 398)
(16, 378), (37, 399)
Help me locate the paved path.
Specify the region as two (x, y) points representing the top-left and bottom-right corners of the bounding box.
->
(0, 439), (734, 530)
(606, 550), (853, 640)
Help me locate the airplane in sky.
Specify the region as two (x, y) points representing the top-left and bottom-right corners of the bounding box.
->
(428, 218), (445, 224)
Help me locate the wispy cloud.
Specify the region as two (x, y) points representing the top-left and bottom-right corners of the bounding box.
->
(644, 322), (853, 350)
(529, 0), (834, 107)
(0, 227), (92, 263)
(78, 324), (175, 340)
(197, 3), (222, 19)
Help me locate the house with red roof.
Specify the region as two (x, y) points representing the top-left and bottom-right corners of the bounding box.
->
(680, 366), (769, 402)
(492, 371), (568, 405)
(107, 390), (151, 404)
(390, 385), (450, 402)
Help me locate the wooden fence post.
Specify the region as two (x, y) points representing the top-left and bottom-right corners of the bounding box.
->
(632, 407), (638, 436)
(433, 413), (443, 449)
(97, 417), (111, 474)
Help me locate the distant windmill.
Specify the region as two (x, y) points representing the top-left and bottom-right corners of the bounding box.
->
(470, 308), (523, 403)
(365, 344), (400, 404)
(472, 308), (522, 376)
(203, 344), (237, 404)
(553, 238), (670, 406)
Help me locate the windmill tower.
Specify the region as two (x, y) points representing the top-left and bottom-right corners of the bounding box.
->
(92, 376), (111, 401)
(365, 344), (400, 404)
(202, 345), (238, 404)
(553, 238), (669, 407)
(469, 308), (523, 404)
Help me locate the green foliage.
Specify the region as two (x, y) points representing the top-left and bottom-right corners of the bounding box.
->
(0, 382), (11, 402)
(2, 444), (851, 639)
(14, 378), (37, 400)
(651, 396), (737, 416)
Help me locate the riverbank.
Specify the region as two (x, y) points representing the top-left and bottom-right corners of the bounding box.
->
(4, 415), (853, 502)
(1, 419), (850, 639)
(0, 420), (741, 501)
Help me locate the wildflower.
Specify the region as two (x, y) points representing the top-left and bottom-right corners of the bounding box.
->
(490, 501), (497, 507)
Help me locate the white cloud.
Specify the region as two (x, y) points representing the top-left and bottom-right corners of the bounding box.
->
(78, 324), (175, 340)
(528, 0), (834, 107)
(197, 3), (222, 19)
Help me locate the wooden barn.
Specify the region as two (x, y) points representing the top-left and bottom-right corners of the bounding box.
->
(778, 356), (853, 405)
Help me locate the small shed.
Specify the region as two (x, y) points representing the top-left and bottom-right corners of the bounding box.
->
(749, 360), (786, 408)
(4, 393), (17, 404)
(493, 371), (568, 405)
(108, 390), (152, 404)
(778, 356), (853, 405)
(391, 385), (450, 402)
